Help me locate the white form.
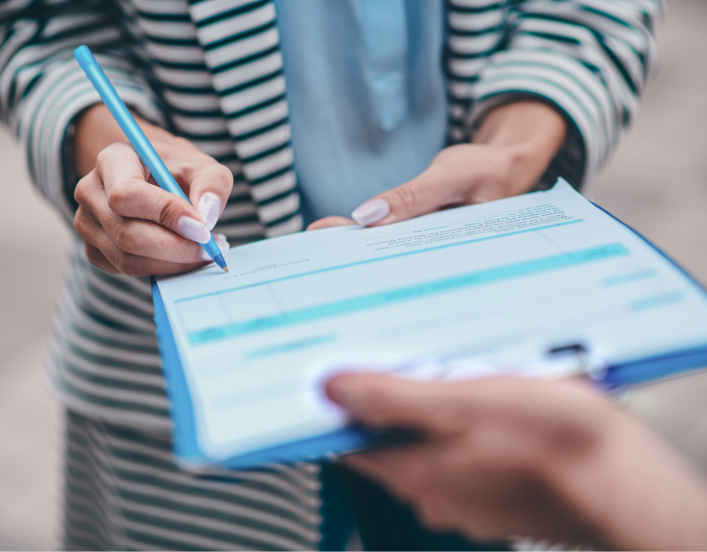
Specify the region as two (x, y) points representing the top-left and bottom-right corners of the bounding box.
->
(155, 180), (707, 461)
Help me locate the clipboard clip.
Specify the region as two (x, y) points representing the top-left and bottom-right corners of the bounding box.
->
(546, 343), (609, 382)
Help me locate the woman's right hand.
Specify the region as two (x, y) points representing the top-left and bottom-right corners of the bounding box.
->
(72, 105), (232, 276)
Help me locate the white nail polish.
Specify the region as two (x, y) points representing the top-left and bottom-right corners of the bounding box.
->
(197, 192), (222, 231)
(176, 216), (211, 244)
(351, 198), (390, 226)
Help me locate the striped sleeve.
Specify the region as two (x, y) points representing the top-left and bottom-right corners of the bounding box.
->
(447, 0), (664, 187)
(0, 0), (165, 225)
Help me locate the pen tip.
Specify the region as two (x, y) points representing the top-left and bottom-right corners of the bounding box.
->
(212, 253), (228, 272)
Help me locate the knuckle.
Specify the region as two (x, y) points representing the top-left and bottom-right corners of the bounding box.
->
(395, 185), (419, 212)
(106, 185), (128, 213)
(113, 222), (136, 252)
(95, 143), (119, 168)
(84, 244), (101, 266)
(73, 208), (86, 236)
(96, 142), (135, 176)
(157, 197), (181, 227)
(74, 175), (92, 204)
(95, 147), (110, 168)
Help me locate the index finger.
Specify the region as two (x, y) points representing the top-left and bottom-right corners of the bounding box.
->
(96, 143), (212, 243)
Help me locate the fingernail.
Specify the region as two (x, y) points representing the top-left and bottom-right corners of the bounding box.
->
(351, 199), (390, 226)
(198, 236), (230, 262)
(177, 216), (211, 244)
(197, 192), (222, 231)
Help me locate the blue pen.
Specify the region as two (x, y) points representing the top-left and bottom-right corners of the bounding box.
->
(73, 45), (228, 273)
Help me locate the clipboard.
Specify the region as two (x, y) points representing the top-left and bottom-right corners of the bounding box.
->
(151, 191), (707, 471)
(153, 280), (387, 470)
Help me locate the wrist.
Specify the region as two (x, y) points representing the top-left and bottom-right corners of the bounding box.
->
(473, 101), (567, 195)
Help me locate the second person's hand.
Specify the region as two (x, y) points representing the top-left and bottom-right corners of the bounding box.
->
(73, 105), (233, 276)
(325, 373), (707, 550)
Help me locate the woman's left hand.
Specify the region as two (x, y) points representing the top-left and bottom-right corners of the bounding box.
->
(307, 101), (567, 231)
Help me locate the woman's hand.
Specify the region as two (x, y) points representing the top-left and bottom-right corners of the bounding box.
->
(326, 373), (707, 550)
(73, 105), (232, 276)
(307, 101), (567, 230)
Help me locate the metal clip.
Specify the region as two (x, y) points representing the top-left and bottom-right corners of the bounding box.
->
(546, 343), (608, 381)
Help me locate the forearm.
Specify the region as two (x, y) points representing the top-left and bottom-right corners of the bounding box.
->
(74, 104), (173, 177)
(472, 101), (567, 196)
(458, 1), (661, 187)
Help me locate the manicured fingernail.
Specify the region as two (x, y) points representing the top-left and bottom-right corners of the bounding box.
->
(199, 235), (230, 261)
(351, 199), (390, 226)
(176, 216), (211, 244)
(197, 192), (221, 231)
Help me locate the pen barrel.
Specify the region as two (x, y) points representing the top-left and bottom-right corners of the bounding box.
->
(73, 46), (188, 202)
(202, 236), (222, 259)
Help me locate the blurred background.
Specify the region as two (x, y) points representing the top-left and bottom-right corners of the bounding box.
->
(1, 0), (706, 548)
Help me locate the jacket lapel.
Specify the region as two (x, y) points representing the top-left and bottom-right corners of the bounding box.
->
(186, 0), (301, 237)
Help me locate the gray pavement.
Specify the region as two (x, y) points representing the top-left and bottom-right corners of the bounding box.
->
(0, 126), (68, 549)
(1, 0), (706, 549)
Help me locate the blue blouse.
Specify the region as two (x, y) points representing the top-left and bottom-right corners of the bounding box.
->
(275, 0), (448, 225)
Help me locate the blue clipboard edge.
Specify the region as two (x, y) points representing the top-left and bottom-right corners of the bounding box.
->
(151, 197), (707, 469)
(590, 203), (707, 388)
(152, 278), (382, 470)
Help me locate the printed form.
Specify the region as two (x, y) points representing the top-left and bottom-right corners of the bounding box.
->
(155, 181), (707, 461)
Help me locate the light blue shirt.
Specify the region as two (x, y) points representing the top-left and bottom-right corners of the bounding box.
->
(275, 0), (448, 225)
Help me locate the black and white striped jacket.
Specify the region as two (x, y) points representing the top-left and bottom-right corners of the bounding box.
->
(0, 1), (664, 547)
(1, 0), (661, 456)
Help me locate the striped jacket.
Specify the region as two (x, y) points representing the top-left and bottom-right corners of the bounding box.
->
(0, 0), (661, 547)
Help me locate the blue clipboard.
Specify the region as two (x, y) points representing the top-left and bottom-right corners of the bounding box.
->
(589, 204), (707, 388)
(152, 205), (707, 470)
(152, 279), (387, 470)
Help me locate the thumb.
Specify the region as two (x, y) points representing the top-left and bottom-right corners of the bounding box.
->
(350, 167), (460, 227)
(325, 373), (452, 435)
